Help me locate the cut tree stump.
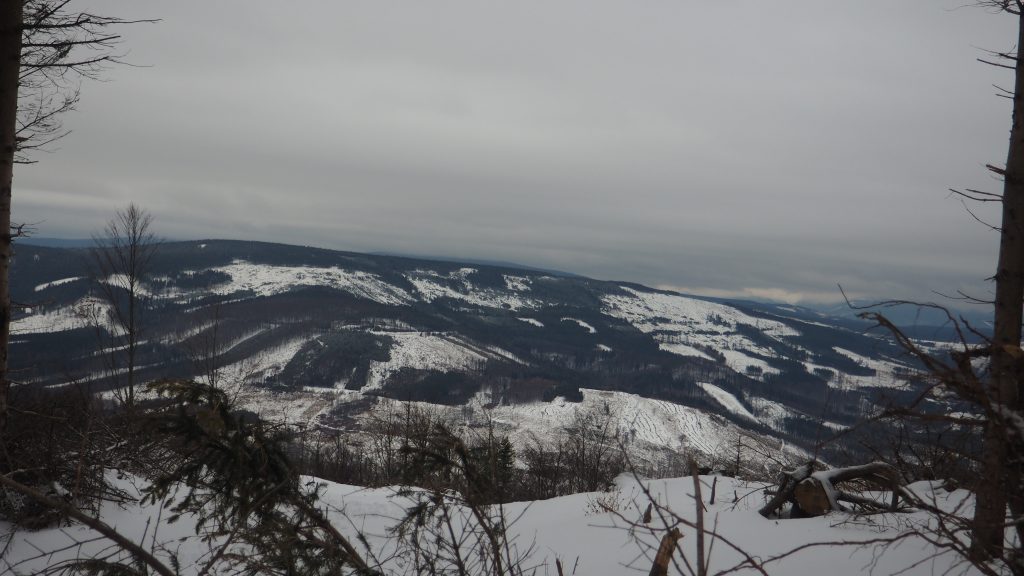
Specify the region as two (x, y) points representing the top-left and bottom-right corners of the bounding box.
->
(758, 462), (814, 517)
(794, 478), (831, 516)
(648, 527), (682, 576)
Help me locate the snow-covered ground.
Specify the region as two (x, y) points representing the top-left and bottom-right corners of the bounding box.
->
(33, 276), (84, 292)
(698, 382), (757, 422)
(11, 297), (114, 335)
(517, 317), (544, 327)
(831, 347), (911, 390)
(603, 288), (798, 382)
(720, 349), (781, 377)
(216, 337), (326, 423)
(406, 268), (542, 310)
(561, 317), (596, 333)
(361, 331), (500, 391)
(603, 287), (799, 338)
(748, 397), (793, 431)
(503, 274), (532, 292)
(357, 388), (788, 468)
(205, 261), (414, 306)
(659, 342), (714, 360)
(0, 472), (988, 576)
(90, 337), (322, 424)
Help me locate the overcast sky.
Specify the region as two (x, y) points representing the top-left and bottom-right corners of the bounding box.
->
(13, 1), (1018, 306)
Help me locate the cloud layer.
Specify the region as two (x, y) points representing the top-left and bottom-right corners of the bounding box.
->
(14, 0), (1015, 305)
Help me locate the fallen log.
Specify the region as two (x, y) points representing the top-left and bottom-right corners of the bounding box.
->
(793, 462), (903, 516)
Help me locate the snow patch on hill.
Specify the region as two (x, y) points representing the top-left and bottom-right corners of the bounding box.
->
(503, 274), (531, 292)
(406, 269), (541, 310)
(748, 397), (793, 430)
(207, 261), (414, 306)
(561, 317), (596, 333)
(11, 297), (113, 335)
(659, 342), (713, 360)
(474, 389), (756, 463)
(832, 347), (911, 389)
(33, 276), (83, 292)
(103, 273), (158, 298)
(363, 332), (490, 391)
(698, 382), (757, 422)
(350, 388), (754, 468)
(602, 287), (798, 381)
(719, 349), (781, 377)
(603, 287), (799, 338)
(209, 337), (328, 425)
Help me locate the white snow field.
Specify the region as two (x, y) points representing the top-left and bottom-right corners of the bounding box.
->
(11, 297), (114, 335)
(831, 347), (912, 390)
(205, 261), (414, 306)
(503, 274), (532, 291)
(362, 331), (494, 391)
(561, 317), (596, 333)
(33, 276), (84, 292)
(405, 268), (543, 310)
(356, 388), (797, 469)
(698, 382), (758, 422)
(517, 317), (544, 327)
(659, 342), (714, 360)
(603, 287), (800, 381)
(602, 287), (798, 338)
(0, 472), (987, 576)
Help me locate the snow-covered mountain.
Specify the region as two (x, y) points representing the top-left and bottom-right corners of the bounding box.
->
(10, 239), (930, 462)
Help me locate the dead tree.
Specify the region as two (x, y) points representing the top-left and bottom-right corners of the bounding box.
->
(0, 1), (148, 455)
(920, 0), (1024, 563)
(842, 0), (1024, 565)
(90, 203), (158, 417)
(0, 0), (24, 457)
(969, 0), (1024, 562)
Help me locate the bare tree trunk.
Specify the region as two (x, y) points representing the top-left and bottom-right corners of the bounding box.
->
(973, 8), (1024, 561)
(0, 0), (23, 449)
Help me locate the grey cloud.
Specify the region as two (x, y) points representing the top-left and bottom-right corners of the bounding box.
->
(12, 0), (1016, 306)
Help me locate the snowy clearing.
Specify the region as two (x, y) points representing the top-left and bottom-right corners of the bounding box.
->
(0, 472), (985, 576)
(207, 261), (414, 306)
(362, 332), (490, 391)
(362, 388), (774, 467)
(406, 269), (542, 310)
(561, 317), (596, 333)
(602, 287), (799, 338)
(503, 274), (532, 291)
(603, 287), (798, 382)
(33, 276), (83, 292)
(11, 297), (113, 335)
(698, 382), (757, 422)
(832, 347), (912, 390)
(659, 342), (714, 360)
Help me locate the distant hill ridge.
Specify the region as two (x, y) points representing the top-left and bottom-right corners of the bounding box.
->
(8, 238), (957, 464)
